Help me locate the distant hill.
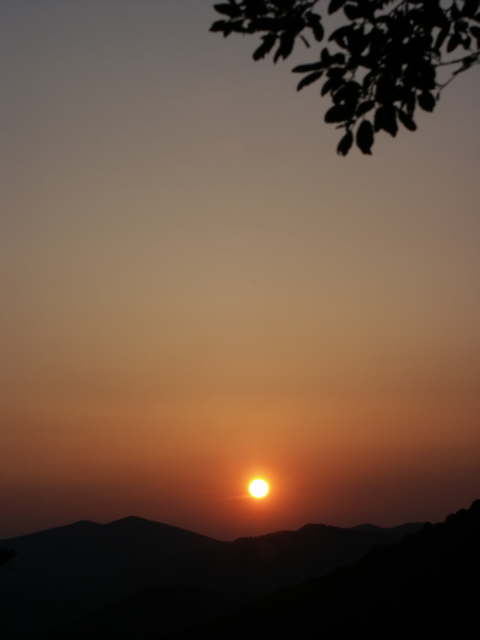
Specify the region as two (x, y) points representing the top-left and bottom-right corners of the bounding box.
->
(176, 499), (480, 638)
(0, 514), (422, 635)
(0, 516), (224, 633)
(352, 522), (423, 536)
(223, 520), (422, 590)
(54, 520), (423, 636)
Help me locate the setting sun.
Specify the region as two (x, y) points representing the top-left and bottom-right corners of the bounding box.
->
(248, 478), (270, 499)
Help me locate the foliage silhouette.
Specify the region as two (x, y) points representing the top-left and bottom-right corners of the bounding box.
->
(211, 0), (480, 154)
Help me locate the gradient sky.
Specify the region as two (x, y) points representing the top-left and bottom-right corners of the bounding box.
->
(1, 0), (479, 540)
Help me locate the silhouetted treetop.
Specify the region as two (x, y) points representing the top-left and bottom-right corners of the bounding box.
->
(211, 0), (480, 154)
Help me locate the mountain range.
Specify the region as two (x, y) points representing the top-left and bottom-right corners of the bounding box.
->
(2, 499), (479, 636)
(177, 498), (480, 638)
(0, 513), (421, 634)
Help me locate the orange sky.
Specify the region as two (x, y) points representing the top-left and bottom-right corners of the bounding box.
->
(1, 1), (479, 539)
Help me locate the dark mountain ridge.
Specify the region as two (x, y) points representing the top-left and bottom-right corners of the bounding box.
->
(176, 498), (480, 638)
(0, 514), (422, 634)
(5, 515), (217, 545)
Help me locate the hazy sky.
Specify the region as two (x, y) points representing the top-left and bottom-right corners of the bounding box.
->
(1, 0), (479, 539)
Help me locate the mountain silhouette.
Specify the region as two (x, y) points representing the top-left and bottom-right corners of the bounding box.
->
(0, 514), (422, 634)
(175, 498), (480, 638)
(221, 520), (422, 589)
(0, 516), (225, 633)
(0, 548), (15, 567)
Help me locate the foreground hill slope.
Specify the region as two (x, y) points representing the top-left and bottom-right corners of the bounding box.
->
(224, 521), (420, 588)
(177, 499), (480, 638)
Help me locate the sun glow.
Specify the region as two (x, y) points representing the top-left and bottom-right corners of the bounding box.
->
(248, 478), (270, 499)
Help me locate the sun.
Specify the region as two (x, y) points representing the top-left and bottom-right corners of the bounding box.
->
(248, 478), (270, 499)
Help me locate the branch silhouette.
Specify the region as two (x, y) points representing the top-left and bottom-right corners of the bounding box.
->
(211, 0), (480, 154)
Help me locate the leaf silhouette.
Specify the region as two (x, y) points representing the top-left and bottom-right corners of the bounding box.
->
(297, 71), (323, 91)
(337, 130), (353, 156)
(356, 120), (374, 154)
(374, 105), (398, 137)
(253, 34), (276, 61)
(211, 0), (480, 154)
(418, 92), (436, 112)
(328, 0), (346, 15)
(397, 110), (417, 131)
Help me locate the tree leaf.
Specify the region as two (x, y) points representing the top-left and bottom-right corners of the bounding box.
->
(274, 34), (295, 62)
(292, 61), (324, 73)
(447, 34), (461, 52)
(328, 0), (347, 15)
(337, 129), (353, 156)
(329, 25), (354, 48)
(253, 34), (276, 60)
(356, 120), (374, 154)
(356, 100), (375, 117)
(435, 26), (449, 51)
(297, 71), (323, 91)
(418, 91), (436, 112)
(325, 105), (348, 123)
(470, 26), (480, 45)
(307, 14), (325, 41)
(397, 110), (417, 131)
(251, 17), (277, 31)
(321, 75), (343, 96)
(213, 3), (240, 18)
(463, 0), (478, 17)
(210, 20), (229, 34)
(374, 104), (398, 136)
(344, 3), (363, 20)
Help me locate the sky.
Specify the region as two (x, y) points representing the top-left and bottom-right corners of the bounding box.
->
(1, 0), (479, 540)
